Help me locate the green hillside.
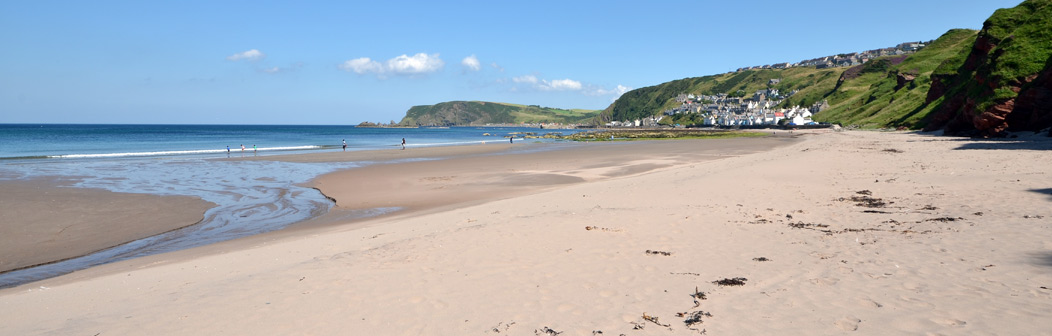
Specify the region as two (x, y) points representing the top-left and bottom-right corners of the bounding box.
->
(923, 0), (1052, 135)
(607, 28), (980, 130)
(398, 101), (599, 127)
(813, 29), (978, 128)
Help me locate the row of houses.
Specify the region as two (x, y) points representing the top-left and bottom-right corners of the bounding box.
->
(700, 105), (816, 126)
(606, 84), (831, 128)
(736, 40), (932, 72)
(606, 116), (664, 128)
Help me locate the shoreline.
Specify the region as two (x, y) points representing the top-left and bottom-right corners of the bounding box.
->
(4, 130), (1049, 334)
(0, 134), (795, 286)
(3, 130), (1051, 334)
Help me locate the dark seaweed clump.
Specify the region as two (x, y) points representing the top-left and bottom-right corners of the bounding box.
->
(682, 311), (712, 327)
(712, 277), (748, 286)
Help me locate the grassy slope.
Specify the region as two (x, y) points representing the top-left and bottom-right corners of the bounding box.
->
(813, 29), (978, 128)
(930, 0), (1052, 117)
(607, 28), (981, 130)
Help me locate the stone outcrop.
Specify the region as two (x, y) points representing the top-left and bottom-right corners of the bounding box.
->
(894, 73), (916, 91)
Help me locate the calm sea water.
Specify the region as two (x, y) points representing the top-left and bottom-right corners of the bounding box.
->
(0, 124), (573, 159)
(0, 124), (583, 287)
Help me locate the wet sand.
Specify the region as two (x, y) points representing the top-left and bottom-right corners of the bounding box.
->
(0, 179), (214, 273)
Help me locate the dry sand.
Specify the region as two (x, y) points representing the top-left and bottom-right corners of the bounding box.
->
(1, 131), (1051, 335)
(0, 179), (214, 273)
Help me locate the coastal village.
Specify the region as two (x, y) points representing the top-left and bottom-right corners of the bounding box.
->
(605, 40), (931, 128)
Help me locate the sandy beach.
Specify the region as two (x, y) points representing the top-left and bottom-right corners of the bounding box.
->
(1, 130), (1051, 335)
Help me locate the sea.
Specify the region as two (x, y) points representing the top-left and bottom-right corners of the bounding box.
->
(0, 124), (584, 287)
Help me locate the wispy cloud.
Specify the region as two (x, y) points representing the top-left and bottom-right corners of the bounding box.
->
(387, 53), (445, 74)
(590, 84), (632, 101)
(461, 55), (481, 72)
(512, 73), (630, 100)
(591, 84), (631, 97)
(513, 75), (582, 91)
(339, 57), (384, 74)
(340, 53), (445, 77)
(540, 79), (582, 91)
(513, 75), (538, 84)
(258, 62), (304, 74)
(226, 49), (265, 61)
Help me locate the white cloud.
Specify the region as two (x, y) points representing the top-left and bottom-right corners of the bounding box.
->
(461, 55), (481, 71)
(541, 79), (583, 91)
(262, 67), (281, 73)
(340, 53), (445, 77)
(490, 62), (504, 72)
(592, 84), (631, 97)
(339, 57), (384, 74)
(227, 49), (265, 61)
(386, 53), (445, 74)
(513, 75), (538, 84)
(513, 75), (583, 91)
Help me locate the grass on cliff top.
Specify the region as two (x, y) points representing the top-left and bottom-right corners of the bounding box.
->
(907, 0), (1052, 119)
(983, 0), (1052, 82)
(566, 129), (770, 141)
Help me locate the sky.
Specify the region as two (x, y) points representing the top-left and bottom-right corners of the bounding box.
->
(0, 0), (1024, 125)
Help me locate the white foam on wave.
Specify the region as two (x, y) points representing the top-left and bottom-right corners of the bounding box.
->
(49, 145), (323, 159)
(405, 139), (521, 147)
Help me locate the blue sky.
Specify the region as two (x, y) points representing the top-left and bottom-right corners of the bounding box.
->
(0, 0), (1023, 125)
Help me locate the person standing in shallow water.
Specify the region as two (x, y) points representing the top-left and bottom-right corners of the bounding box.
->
(342, 139), (347, 151)
(401, 138), (406, 150)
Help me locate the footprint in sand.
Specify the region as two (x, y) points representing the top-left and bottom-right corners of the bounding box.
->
(857, 298), (883, 308)
(835, 316), (861, 331)
(810, 277), (840, 286)
(932, 318), (966, 327)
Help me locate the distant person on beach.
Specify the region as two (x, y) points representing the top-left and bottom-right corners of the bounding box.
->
(241, 144), (245, 152)
(401, 138), (406, 150)
(342, 139), (347, 151)
(227, 145), (230, 153)
(510, 137), (513, 144)
(253, 144), (257, 152)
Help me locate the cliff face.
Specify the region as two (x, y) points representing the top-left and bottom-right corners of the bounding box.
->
(923, 0), (1052, 136)
(1007, 57), (1052, 133)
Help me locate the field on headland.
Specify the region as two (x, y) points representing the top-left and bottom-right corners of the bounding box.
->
(1, 131), (1050, 335)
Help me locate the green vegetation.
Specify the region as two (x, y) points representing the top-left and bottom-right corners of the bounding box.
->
(607, 27), (983, 130)
(814, 29), (979, 128)
(399, 101), (599, 126)
(929, 0), (1052, 115)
